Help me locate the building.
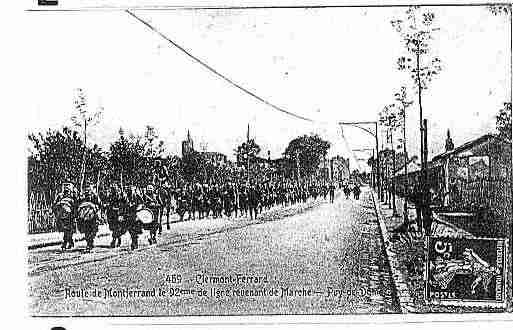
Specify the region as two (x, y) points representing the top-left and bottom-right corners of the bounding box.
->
(429, 133), (511, 237)
(181, 130), (227, 165)
(431, 133), (511, 187)
(331, 156), (350, 182)
(181, 130), (194, 158)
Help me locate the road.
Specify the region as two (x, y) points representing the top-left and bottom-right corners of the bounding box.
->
(28, 187), (400, 316)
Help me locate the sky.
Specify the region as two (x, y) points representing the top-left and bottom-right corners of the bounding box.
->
(25, 4), (511, 171)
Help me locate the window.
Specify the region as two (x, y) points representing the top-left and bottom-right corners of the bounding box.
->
(448, 155), (490, 182)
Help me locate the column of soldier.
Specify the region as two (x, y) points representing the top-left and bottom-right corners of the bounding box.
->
(52, 167), (340, 252)
(171, 178), (338, 222)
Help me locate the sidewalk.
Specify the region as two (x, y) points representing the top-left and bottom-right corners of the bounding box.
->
(372, 191), (503, 313)
(28, 224), (111, 250)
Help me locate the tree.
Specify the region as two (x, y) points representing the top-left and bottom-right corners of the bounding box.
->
(391, 6), (442, 168)
(234, 139), (261, 167)
(393, 86), (414, 220)
(394, 86), (414, 156)
(496, 102), (512, 140)
(28, 126), (106, 202)
(379, 104), (402, 215)
(487, 4), (511, 16)
(108, 126), (166, 187)
(283, 134), (331, 180)
(71, 88), (103, 193)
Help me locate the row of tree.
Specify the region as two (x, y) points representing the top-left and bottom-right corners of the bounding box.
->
(366, 5), (512, 219)
(28, 93), (332, 204)
(370, 5), (511, 184)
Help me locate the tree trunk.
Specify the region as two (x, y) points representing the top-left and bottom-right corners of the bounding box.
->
(79, 121), (87, 194)
(403, 104), (409, 224)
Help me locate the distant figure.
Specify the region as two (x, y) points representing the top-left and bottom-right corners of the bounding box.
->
(343, 184), (351, 199)
(448, 177), (461, 208)
(329, 182), (335, 203)
(352, 184), (361, 200)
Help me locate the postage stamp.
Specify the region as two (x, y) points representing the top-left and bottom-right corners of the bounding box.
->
(21, 0), (513, 325)
(425, 236), (508, 307)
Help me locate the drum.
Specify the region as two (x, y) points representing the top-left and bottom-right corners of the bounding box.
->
(136, 207), (154, 225)
(53, 198), (74, 232)
(54, 198), (73, 218)
(77, 202), (98, 222)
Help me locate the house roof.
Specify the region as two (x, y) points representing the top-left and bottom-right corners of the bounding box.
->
(431, 134), (510, 163)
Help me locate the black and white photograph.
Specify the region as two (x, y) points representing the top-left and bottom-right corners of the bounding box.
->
(16, 0), (513, 324)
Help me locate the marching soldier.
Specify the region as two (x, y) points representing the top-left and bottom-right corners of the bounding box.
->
(175, 187), (187, 222)
(76, 184), (102, 250)
(223, 183), (236, 218)
(105, 183), (127, 248)
(247, 182), (261, 220)
(153, 159), (169, 187)
(52, 182), (78, 250)
(142, 184), (161, 244)
(125, 185), (143, 250)
(239, 184), (248, 217)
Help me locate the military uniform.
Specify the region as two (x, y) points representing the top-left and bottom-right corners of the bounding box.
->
(106, 185), (128, 248)
(52, 184), (77, 250)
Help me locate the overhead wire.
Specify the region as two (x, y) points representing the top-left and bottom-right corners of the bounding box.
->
(338, 125), (364, 173)
(126, 10), (315, 123)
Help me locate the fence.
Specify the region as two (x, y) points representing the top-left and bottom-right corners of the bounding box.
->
(456, 178), (512, 220)
(28, 191), (56, 234)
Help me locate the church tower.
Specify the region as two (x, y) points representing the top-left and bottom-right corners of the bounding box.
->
(182, 130), (194, 157)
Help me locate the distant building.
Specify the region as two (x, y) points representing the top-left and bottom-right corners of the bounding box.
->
(331, 156), (350, 182)
(181, 130), (227, 164)
(181, 130), (194, 158)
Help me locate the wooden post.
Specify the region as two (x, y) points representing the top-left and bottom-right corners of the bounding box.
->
(422, 119), (431, 235)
